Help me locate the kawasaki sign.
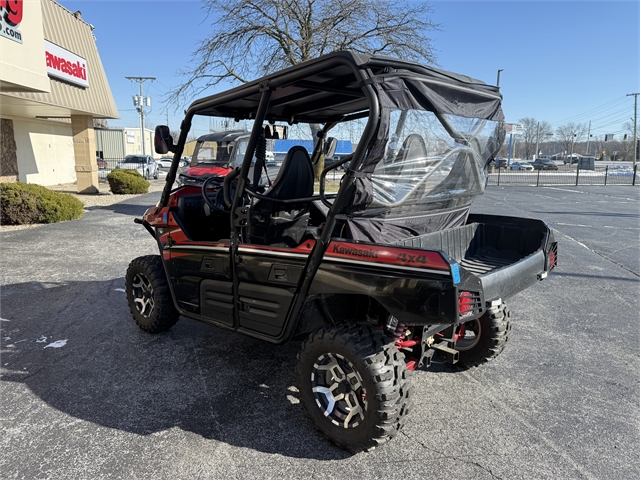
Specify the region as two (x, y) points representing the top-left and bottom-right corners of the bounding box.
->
(45, 40), (89, 88)
(0, 0), (23, 44)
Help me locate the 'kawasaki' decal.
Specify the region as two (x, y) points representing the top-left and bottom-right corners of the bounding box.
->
(326, 241), (451, 271)
(332, 244), (379, 258)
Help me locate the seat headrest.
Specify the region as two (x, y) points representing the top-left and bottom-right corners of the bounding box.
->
(266, 146), (314, 200)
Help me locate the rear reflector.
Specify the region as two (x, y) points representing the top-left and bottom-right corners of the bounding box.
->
(459, 291), (473, 318)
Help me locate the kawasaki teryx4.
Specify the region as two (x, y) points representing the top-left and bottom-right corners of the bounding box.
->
(127, 51), (557, 452)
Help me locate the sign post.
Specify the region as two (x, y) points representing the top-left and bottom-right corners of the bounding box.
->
(505, 123), (523, 165)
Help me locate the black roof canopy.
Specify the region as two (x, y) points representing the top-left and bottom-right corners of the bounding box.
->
(187, 51), (503, 124)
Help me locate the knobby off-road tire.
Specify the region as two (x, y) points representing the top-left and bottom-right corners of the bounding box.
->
(455, 302), (512, 368)
(126, 255), (179, 333)
(296, 323), (412, 453)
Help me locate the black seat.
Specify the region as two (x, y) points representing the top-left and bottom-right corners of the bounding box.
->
(249, 146), (314, 247)
(395, 134), (427, 176)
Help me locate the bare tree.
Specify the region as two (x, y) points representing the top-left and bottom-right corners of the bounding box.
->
(518, 118), (553, 159)
(168, 0), (440, 106)
(555, 122), (588, 158)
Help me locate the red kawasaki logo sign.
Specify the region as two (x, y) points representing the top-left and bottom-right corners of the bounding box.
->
(0, 0), (23, 44)
(45, 40), (89, 88)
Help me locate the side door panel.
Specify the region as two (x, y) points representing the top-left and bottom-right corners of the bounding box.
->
(235, 245), (312, 337)
(168, 244), (232, 325)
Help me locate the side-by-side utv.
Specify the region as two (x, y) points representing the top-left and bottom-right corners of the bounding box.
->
(126, 51), (557, 452)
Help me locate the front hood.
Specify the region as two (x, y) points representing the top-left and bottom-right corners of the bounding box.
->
(182, 164), (232, 177)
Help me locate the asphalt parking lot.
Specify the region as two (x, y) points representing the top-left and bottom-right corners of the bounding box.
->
(1, 185), (638, 479)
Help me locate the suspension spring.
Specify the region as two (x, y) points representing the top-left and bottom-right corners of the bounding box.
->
(391, 323), (408, 343)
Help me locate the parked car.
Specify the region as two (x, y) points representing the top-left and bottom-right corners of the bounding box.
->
(324, 153), (352, 170)
(493, 158), (508, 169)
(158, 156), (189, 169)
(532, 159), (559, 170)
(157, 156), (173, 169)
(265, 151), (277, 166)
(510, 161), (533, 171)
(115, 155), (159, 179)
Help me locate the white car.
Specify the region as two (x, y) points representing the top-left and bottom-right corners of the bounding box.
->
(115, 155), (159, 179)
(157, 156), (174, 168)
(510, 161), (534, 171)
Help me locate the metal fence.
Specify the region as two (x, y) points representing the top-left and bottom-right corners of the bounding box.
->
(96, 159), (638, 187)
(487, 164), (638, 187)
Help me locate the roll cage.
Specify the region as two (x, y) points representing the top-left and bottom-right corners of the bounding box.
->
(157, 51), (504, 344)
(161, 50), (503, 238)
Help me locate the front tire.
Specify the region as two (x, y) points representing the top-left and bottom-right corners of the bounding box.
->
(455, 302), (512, 368)
(126, 255), (179, 333)
(296, 323), (411, 453)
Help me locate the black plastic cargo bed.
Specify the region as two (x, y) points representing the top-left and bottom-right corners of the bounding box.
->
(397, 213), (555, 302)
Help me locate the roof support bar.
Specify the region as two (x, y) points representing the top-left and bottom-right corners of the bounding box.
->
(229, 87), (273, 330)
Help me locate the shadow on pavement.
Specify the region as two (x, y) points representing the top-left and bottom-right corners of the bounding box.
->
(84, 203), (152, 216)
(0, 279), (348, 461)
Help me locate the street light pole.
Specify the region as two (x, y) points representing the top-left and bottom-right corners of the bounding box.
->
(628, 93), (639, 168)
(497, 69), (503, 87)
(535, 122), (540, 161)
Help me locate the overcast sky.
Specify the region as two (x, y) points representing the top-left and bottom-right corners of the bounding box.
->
(62, 0), (639, 139)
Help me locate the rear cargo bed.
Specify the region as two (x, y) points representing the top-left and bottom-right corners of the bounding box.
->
(397, 213), (554, 301)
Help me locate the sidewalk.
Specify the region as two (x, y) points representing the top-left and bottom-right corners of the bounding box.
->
(1, 179), (166, 232)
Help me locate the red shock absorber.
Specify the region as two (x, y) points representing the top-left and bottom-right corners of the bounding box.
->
(389, 320), (420, 370)
(391, 323), (408, 343)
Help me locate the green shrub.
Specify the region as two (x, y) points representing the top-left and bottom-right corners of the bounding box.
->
(107, 169), (149, 194)
(1, 182), (84, 225)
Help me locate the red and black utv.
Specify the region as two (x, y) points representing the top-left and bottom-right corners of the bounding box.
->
(127, 51), (557, 453)
(177, 130), (247, 187)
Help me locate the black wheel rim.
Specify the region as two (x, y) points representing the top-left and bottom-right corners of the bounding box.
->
(131, 273), (155, 318)
(311, 353), (367, 429)
(456, 319), (481, 351)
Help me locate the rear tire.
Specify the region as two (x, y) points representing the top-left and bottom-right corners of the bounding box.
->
(455, 303), (512, 368)
(296, 323), (411, 453)
(126, 255), (179, 333)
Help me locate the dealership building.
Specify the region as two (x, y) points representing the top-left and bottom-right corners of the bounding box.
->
(0, 0), (118, 192)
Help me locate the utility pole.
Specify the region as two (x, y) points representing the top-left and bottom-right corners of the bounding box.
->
(628, 93), (639, 168)
(125, 76), (156, 156)
(585, 120), (591, 157)
(497, 69), (503, 88)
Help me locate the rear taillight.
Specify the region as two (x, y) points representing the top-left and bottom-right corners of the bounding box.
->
(548, 242), (558, 270)
(459, 291), (473, 318)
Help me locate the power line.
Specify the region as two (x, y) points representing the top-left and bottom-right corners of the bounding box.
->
(586, 106), (633, 124)
(548, 96), (629, 126)
(591, 113), (634, 131)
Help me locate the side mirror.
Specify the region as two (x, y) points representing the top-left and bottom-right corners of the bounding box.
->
(154, 125), (175, 154)
(323, 137), (338, 158)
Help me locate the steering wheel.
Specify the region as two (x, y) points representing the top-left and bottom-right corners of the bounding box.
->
(201, 175), (229, 214)
(223, 167), (241, 208)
